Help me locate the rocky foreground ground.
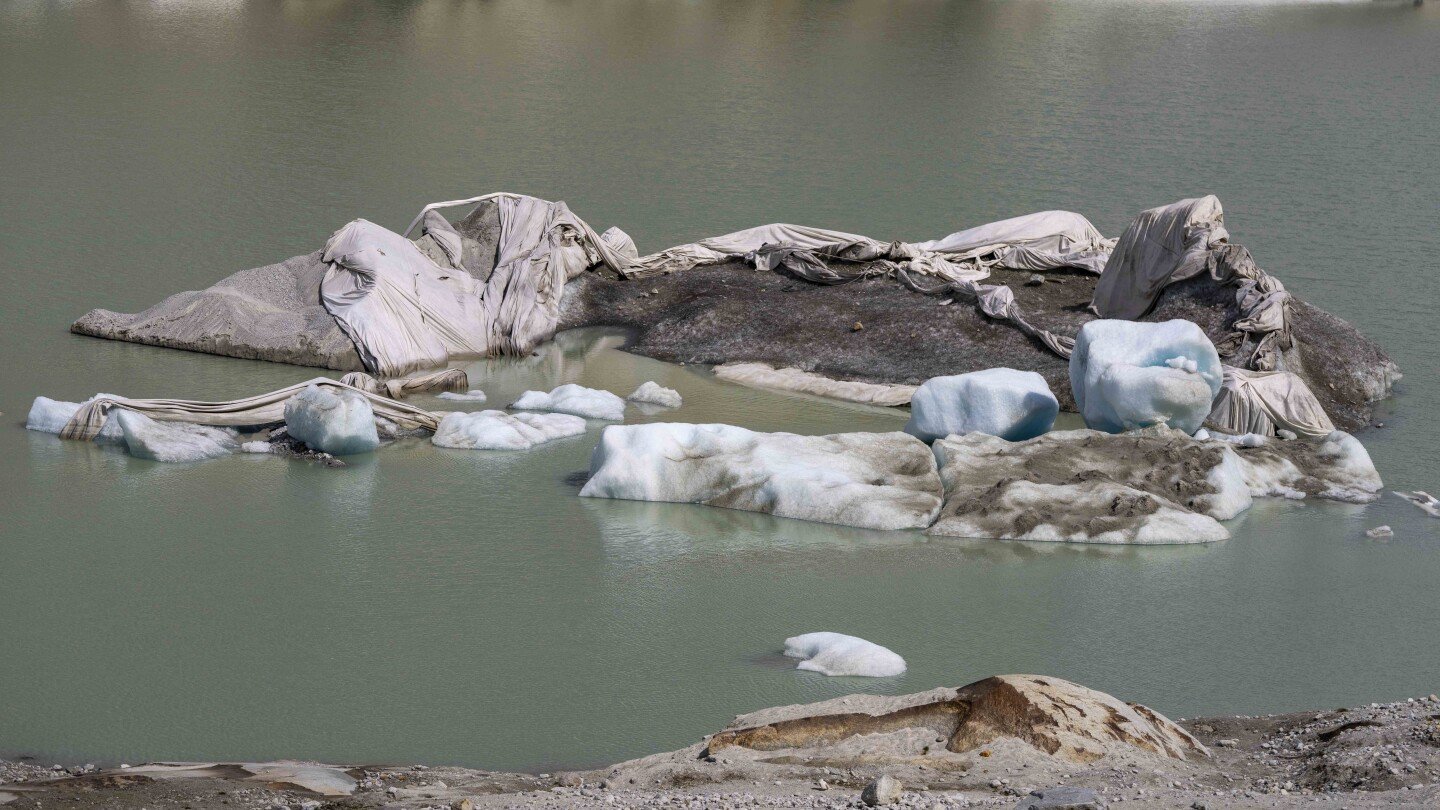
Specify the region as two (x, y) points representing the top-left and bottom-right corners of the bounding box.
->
(6, 678), (1439, 810)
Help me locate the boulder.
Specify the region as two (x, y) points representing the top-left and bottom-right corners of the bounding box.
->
(579, 423), (943, 531)
(512, 384), (626, 420)
(704, 674), (1208, 764)
(115, 410), (238, 462)
(432, 410), (586, 450)
(861, 774), (902, 806)
(904, 368), (1058, 443)
(782, 633), (906, 678)
(283, 385), (379, 455)
(1069, 319), (1221, 435)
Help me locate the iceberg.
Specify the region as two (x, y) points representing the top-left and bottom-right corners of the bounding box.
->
(626, 381), (682, 408)
(782, 632), (906, 677)
(904, 368), (1057, 443)
(512, 383), (626, 420)
(579, 423), (943, 531)
(115, 410), (238, 463)
(26, 395), (125, 444)
(283, 384), (380, 455)
(1069, 319), (1222, 434)
(432, 410), (587, 450)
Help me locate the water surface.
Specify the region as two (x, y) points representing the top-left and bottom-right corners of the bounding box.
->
(2, 0), (1438, 772)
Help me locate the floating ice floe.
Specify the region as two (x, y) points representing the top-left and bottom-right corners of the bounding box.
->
(283, 384), (380, 455)
(783, 632), (906, 677)
(1366, 525), (1394, 538)
(1070, 319), (1221, 434)
(436, 389), (488, 403)
(928, 425), (1381, 543)
(1394, 491), (1440, 518)
(579, 423), (943, 531)
(512, 384), (626, 420)
(240, 441), (273, 454)
(432, 410), (587, 450)
(904, 368), (1057, 443)
(626, 381), (682, 408)
(26, 395), (125, 443)
(115, 410), (238, 463)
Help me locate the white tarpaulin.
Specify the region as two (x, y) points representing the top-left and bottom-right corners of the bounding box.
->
(1090, 196), (1229, 320)
(58, 378), (441, 441)
(322, 194), (636, 377)
(1207, 366), (1335, 440)
(625, 210), (1113, 282)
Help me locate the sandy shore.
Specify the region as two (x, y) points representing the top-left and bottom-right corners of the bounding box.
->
(5, 690), (1439, 810)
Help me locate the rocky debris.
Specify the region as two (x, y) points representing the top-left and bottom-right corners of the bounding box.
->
(255, 427), (347, 467)
(905, 369), (1058, 444)
(861, 773), (902, 805)
(579, 423), (943, 531)
(925, 425), (1383, 544)
(562, 258), (1396, 433)
(1014, 785), (1101, 809)
(705, 675), (1207, 764)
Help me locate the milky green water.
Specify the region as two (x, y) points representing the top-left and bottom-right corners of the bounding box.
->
(1, 0), (1438, 772)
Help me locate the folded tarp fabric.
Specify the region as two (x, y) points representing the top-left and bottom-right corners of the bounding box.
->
(338, 368), (469, 399)
(1090, 195), (1229, 320)
(1207, 366), (1335, 440)
(57, 378), (441, 442)
(624, 210), (1113, 282)
(322, 194), (637, 377)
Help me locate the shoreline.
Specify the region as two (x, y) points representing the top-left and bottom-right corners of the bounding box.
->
(5, 687), (1438, 809)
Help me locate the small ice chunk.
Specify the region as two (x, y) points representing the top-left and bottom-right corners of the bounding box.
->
(1193, 428), (1211, 441)
(782, 632), (906, 677)
(26, 395), (125, 443)
(240, 441), (273, 454)
(1164, 356), (1199, 373)
(1070, 320), (1222, 434)
(283, 385), (379, 455)
(432, 410), (587, 450)
(905, 368), (1058, 443)
(1276, 429), (1298, 441)
(1314, 431), (1383, 502)
(512, 384), (626, 420)
(115, 410), (237, 463)
(436, 390), (488, 403)
(1394, 490), (1440, 517)
(626, 381), (682, 408)
(1365, 525), (1394, 538)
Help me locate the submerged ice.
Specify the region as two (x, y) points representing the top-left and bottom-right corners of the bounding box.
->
(432, 410), (587, 450)
(116, 410), (239, 463)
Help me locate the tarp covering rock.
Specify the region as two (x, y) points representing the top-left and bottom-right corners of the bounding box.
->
(1090, 195), (1228, 320)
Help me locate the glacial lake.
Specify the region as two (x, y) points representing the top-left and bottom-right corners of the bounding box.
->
(1, 0), (1438, 773)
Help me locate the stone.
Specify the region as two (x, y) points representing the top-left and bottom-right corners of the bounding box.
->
(861, 774), (901, 806)
(1013, 786), (1101, 809)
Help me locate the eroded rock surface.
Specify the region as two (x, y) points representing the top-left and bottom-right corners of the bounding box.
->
(704, 674), (1208, 764)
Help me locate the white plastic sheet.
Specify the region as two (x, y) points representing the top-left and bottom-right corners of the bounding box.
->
(1090, 196), (1229, 320)
(1207, 366), (1335, 440)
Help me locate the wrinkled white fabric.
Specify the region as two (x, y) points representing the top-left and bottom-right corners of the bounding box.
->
(1090, 195), (1229, 320)
(1207, 366), (1335, 440)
